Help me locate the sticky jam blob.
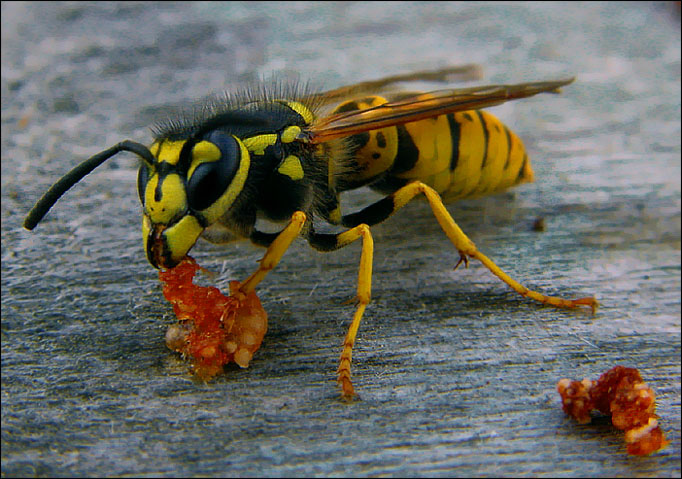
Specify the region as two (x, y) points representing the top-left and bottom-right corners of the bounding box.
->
(159, 257), (267, 381)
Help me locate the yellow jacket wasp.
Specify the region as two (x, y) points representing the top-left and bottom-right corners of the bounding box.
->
(24, 66), (597, 397)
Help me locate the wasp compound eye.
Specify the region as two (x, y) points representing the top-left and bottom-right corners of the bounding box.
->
(186, 132), (241, 211)
(137, 164), (150, 205)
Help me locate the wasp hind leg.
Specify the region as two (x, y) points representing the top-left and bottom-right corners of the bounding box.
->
(342, 181), (598, 313)
(308, 225), (374, 400)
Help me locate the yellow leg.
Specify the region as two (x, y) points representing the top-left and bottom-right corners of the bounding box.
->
(331, 224), (374, 400)
(233, 210), (375, 399)
(236, 211), (307, 295)
(391, 182), (598, 312)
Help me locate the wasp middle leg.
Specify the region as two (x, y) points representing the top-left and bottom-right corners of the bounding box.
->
(308, 224), (375, 400)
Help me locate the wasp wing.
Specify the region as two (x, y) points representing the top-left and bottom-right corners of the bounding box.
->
(305, 65), (484, 107)
(304, 78), (574, 144)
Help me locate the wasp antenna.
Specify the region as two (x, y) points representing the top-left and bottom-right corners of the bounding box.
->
(23, 140), (154, 230)
(541, 77), (575, 94)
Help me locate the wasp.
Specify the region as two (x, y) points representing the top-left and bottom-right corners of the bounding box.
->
(24, 65), (597, 398)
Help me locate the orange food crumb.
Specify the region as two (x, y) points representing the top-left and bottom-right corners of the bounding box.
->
(159, 257), (267, 381)
(557, 365), (669, 456)
(556, 378), (595, 424)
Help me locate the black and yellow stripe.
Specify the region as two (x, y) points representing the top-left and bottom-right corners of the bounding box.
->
(333, 95), (534, 202)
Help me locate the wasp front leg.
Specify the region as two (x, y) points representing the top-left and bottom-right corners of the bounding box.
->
(235, 211), (307, 296)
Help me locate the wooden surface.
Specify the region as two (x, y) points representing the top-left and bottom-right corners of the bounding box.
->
(1, 2), (679, 477)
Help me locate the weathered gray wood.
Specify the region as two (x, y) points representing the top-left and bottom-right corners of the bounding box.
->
(2, 2), (679, 477)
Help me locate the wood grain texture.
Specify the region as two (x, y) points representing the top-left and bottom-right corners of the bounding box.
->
(2, 2), (679, 477)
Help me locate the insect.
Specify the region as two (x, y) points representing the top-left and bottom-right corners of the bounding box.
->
(24, 65), (597, 398)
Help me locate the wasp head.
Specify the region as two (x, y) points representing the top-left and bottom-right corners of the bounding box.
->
(138, 131), (250, 269)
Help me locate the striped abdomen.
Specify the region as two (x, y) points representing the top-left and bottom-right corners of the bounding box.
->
(333, 95), (534, 201)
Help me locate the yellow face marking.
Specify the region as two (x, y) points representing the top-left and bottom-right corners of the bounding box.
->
(277, 155), (304, 181)
(280, 100), (314, 125)
(187, 140), (222, 180)
(144, 173), (187, 224)
(143, 175), (160, 216)
(149, 141), (161, 157)
(281, 125), (301, 143)
(163, 214), (204, 265)
(151, 140), (186, 165)
(243, 134), (278, 156)
(200, 137), (251, 224)
(142, 214), (152, 258)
